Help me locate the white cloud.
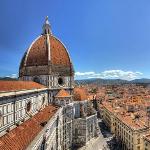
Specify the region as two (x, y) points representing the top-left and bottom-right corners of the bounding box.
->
(6, 74), (18, 78)
(75, 70), (143, 80)
(75, 72), (95, 76)
(11, 74), (18, 78)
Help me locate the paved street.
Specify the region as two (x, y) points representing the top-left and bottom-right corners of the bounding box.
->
(78, 118), (120, 150)
(78, 136), (109, 150)
(78, 119), (110, 150)
(98, 119), (119, 150)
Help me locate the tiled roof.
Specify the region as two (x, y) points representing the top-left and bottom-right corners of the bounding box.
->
(0, 105), (58, 150)
(55, 89), (71, 98)
(102, 101), (147, 130)
(20, 35), (72, 68)
(88, 94), (96, 101)
(0, 81), (46, 92)
(50, 36), (71, 67)
(26, 36), (48, 66)
(73, 87), (88, 101)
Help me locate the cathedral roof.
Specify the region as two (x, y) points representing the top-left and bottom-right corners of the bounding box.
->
(55, 89), (71, 98)
(0, 105), (58, 150)
(20, 35), (71, 68)
(73, 87), (88, 101)
(19, 17), (74, 76)
(0, 81), (46, 92)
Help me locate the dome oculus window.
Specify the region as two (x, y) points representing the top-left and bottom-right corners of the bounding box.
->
(58, 77), (64, 86)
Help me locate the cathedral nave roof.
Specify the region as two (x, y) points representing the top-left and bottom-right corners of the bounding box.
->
(0, 105), (58, 150)
(0, 81), (46, 93)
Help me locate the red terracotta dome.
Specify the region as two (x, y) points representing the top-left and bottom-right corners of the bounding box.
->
(19, 17), (74, 77)
(20, 35), (71, 68)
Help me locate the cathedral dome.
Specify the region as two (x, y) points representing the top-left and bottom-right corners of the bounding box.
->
(20, 35), (71, 69)
(19, 17), (74, 77)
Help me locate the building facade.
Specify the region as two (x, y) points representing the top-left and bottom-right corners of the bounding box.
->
(99, 85), (150, 150)
(19, 16), (74, 103)
(0, 17), (99, 150)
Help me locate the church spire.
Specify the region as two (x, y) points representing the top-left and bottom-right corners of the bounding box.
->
(42, 16), (52, 35)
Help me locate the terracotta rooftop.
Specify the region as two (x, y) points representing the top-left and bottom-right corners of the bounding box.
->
(73, 87), (88, 101)
(0, 81), (46, 92)
(0, 105), (58, 150)
(102, 101), (148, 130)
(87, 94), (96, 101)
(25, 35), (48, 66)
(55, 89), (71, 98)
(20, 35), (72, 68)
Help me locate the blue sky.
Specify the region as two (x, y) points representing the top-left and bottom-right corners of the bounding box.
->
(0, 0), (150, 80)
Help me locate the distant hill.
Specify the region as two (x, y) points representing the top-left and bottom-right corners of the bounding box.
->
(75, 78), (150, 86)
(131, 78), (150, 84)
(0, 77), (18, 81)
(1, 77), (150, 85)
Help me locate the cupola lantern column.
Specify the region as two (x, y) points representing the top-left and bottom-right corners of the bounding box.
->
(42, 16), (52, 35)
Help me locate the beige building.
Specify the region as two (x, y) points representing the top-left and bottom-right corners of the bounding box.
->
(101, 101), (150, 150)
(143, 135), (150, 150)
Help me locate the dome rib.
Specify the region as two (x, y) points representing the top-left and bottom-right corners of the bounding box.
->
(51, 35), (72, 65)
(25, 35), (48, 66)
(50, 35), (71, 67)
(24, 35), (42, 66)
(19, 34), (74, 76)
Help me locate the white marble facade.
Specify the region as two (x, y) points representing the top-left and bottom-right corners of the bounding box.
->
(20, 75), (73, 90)
(0, 88), (48, 134)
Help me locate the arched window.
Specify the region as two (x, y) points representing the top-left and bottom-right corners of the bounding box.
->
(26, 101), (31, 112)
(41, 136), (46, 150)
(42, 96), (45, 105)
(0, 110), (3, 127)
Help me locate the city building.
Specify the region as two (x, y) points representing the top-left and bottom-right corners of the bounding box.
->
(0, 17), (99, 150)
(99, 85), (150, 150)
